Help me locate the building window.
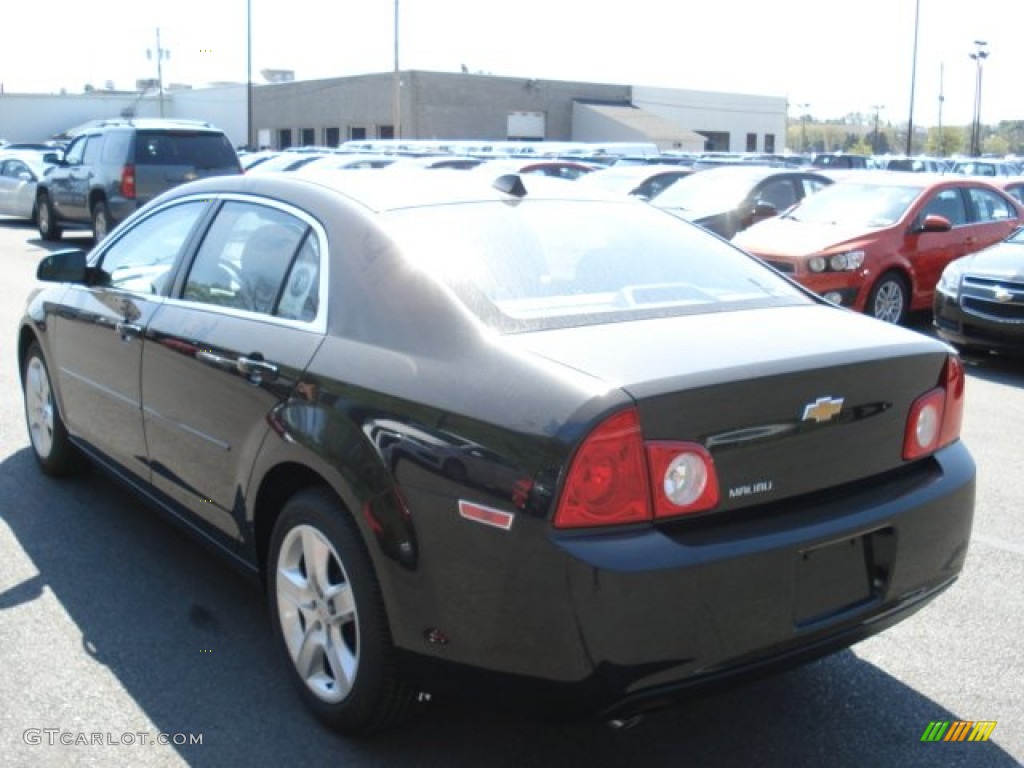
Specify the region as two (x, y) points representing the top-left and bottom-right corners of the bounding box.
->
(349, 127), (367, 141)
(697, 131), (730, 152)
(325, 127), (340, 147)
(746, 133), (757, 152)
(300, 128), (315, 146)
(378, 125), (395, 140)
(278, 129), (292, 150)
(765, 134), (776, 153)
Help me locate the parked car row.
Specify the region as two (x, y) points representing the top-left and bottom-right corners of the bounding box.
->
(4, 125), (1024, 352)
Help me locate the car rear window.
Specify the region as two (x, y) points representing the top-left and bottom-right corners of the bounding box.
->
(135, 131), (239, 170)
(386, 199), (808, 332)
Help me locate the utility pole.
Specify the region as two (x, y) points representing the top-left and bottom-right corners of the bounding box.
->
(146, 28), (170, 118)
(937, 62), (944, 157)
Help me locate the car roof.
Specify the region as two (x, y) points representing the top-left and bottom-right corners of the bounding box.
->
(0, 150), (54, 172)
(683, 164), (827, 181)
(825, 170), (990, 189)
(168, 168), (631, 212)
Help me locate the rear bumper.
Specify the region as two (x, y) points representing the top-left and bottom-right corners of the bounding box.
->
(399, 442), (975, 718)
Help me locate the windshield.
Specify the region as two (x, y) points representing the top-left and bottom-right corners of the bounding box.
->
(385, 199), (808, 332)
(651, 172), (760, 210)
(784, 182), (922, 227)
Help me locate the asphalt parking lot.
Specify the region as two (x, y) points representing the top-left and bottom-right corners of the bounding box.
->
(0, 216), (1020, 768)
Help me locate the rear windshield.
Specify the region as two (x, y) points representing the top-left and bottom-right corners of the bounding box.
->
(385, 199), (809, 332)
(134, 130), (239, 170)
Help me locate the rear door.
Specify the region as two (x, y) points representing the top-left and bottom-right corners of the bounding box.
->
(141, 197), (325, 545)
(963, 183), (1022, 251)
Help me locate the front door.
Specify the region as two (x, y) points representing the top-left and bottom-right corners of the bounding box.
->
(49, 199), (210, 479)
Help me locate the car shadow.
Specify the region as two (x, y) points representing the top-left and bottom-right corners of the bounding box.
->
(0, 217), (93, 252)
(958, 351), (1024, 388)
(0, 447), (1017, 768)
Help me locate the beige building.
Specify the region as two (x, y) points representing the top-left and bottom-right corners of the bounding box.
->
(1, 70), (788, 154)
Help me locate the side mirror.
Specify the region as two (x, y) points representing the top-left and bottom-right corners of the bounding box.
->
(752, 201), (779, 218)
(919, 214), (953, 233)
(37, 249), (87, 283)
(42, 152), (61, 164)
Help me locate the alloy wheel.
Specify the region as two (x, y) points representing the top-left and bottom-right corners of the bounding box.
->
(275, 524), (360, 704)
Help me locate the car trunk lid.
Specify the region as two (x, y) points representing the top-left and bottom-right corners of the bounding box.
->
(507, 305), (951, 513)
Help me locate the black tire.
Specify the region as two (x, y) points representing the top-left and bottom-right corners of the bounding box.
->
(36, 192), (63, 241)
(22, 342), (80, 476)
(866, 272), (909, 324)
(267, 487), (417, 734)
(92, 199), (112, 243)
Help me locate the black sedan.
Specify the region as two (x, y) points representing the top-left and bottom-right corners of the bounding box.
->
(934, 225), (1024, 354)
(650, 165), (833, 239)
(19, 169), (975, 734)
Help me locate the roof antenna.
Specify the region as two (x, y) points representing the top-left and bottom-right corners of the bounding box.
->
(493, 174), (527, 198)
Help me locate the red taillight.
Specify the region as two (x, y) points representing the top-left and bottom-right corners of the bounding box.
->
(120, 164), (136, 199)
(554, 408), (720, 529)
(903, 355), (965, 460)
(554, 409), (650, 529)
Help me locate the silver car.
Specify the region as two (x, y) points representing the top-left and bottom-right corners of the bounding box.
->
(0, 151), (57, 221)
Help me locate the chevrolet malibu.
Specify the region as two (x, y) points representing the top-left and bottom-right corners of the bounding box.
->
(19, 170), (975, 734)
(733, 172), (1022, 323)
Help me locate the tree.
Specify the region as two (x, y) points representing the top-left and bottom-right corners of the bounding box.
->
(982, 134), (1010, 156)
(924, 125), (966, 157)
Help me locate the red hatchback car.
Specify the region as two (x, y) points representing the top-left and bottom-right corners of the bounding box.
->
(733, 172), (1024, 323)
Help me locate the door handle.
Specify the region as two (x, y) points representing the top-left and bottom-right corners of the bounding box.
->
(115, 321), (142, 341)
(237, 356), (278, 381)
(196, 349), (234, 368)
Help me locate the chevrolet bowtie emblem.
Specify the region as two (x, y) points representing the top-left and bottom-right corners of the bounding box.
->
(993, 286), (1013, 303)
(802, 396), (844, 423)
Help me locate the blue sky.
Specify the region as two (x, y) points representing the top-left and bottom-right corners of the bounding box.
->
(2, 0), (1021, 127)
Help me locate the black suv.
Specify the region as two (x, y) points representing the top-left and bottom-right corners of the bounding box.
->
(36, 118), (241, 242)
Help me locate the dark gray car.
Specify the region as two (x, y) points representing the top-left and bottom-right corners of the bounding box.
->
(35, 118), (241, 242)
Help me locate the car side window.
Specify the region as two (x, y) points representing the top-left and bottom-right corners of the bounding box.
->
(182, 201), (319, 321)
(801, 178), (828, 196)
(922, 189), (967, 227)
(1006, 186), (1024, 206)
(757, 180), (797, 210)
(63, 136), (88, 166)
(967, 187), (1017, 223)
(83, 136), (104, 166)
(94, 201), (207, 293)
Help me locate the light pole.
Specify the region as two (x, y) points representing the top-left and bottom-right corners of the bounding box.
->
(798, 103), (810, 153)
(969, 40), (989, 157)
(906, 0), (920, 155)
(937, 62), (945, 157)
(246, 0), (253, 149)
(393, 0), (401, 140)
(872, 105), (885, 154)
